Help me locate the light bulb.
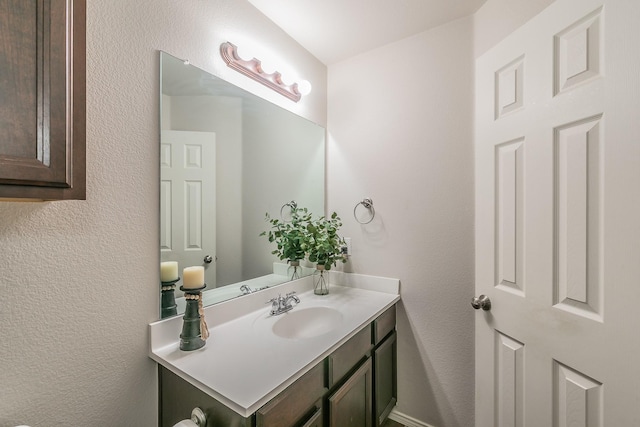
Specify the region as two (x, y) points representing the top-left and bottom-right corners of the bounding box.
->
(297, 80), (312, 95)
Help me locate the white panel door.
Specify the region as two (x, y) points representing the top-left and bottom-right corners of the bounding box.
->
(160, 130), (216, 289)
(475, 0), (640, 425)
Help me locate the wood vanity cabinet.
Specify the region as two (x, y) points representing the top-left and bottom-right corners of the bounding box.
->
(158, 304), (397, 427)
(0, 0), (86, 201)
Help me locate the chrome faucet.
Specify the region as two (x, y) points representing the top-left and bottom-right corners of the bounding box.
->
(268, 291), (300, 315)
(239, 284), (254, 295)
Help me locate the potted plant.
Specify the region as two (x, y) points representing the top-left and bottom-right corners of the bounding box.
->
(261, 206), (312, 280)
(306, 212), (347, 295)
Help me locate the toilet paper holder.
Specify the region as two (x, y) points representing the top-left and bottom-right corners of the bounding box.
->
(190, 407), (206, 426)
(174, 407), (207, 427)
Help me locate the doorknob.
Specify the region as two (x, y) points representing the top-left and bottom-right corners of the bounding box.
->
(204, 255), (214, 264)
(471, 295), (491, 311)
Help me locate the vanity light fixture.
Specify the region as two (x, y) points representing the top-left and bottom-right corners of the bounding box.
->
(220, 41), (311, 102)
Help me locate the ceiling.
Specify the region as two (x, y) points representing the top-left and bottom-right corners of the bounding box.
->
(247, 0), (488, 65)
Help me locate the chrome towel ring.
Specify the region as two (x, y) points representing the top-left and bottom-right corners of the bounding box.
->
(354, 198), (375, 224)
(280, 200), (297, 220)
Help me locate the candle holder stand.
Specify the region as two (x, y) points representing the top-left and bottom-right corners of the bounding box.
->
(160, 278), (179, 319)
(180, 285), (208, 351)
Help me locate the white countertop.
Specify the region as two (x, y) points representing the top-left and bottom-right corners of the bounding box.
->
(149, 272), (400, 417)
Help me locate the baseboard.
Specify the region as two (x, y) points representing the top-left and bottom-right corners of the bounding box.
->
(388, 408), (437, 427)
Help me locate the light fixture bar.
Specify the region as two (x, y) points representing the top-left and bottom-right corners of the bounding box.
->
(220, 41), (302, 102)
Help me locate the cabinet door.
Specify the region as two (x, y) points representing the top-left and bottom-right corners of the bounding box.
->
(329, 358), (372, 427)
(374, 331), (397, 426)
(0, 0), (86, 200)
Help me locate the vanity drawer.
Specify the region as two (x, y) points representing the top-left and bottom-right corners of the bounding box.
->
(328, 324), (373, 388)
(373, 305), (396, 345)
(256, 362), (327, 427)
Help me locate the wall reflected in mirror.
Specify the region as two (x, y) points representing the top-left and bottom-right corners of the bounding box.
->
(159, 51), (325, 318)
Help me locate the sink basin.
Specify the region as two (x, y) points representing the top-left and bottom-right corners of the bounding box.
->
(272, 307), (344, 339)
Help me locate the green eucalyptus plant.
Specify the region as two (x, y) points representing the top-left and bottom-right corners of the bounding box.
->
(306, 212), (347, 270)
(260, 206), (312, 263)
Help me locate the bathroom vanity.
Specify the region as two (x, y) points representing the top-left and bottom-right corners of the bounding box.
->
(150, 273), (399, 427)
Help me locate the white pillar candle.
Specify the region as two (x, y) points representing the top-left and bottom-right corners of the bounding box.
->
(183, 266), (205, 289)
(160, 261), (179, 282)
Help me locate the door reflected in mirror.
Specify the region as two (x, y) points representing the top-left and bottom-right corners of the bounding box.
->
(159, 51), (325, 318)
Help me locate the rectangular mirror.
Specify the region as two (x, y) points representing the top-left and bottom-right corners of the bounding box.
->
(160, 51), (325, 318)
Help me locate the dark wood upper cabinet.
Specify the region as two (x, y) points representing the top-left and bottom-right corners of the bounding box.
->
(0, 0), (86, 201)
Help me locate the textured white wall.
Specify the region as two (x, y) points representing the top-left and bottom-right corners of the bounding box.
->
(327, 17), (476, 427)
(0, 1), (326, 426)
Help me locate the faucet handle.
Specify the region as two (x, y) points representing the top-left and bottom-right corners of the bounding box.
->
(285, 291), (300, 304)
